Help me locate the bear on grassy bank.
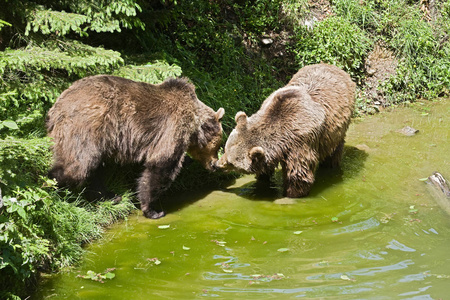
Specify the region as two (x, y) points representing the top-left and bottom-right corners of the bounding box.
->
(47, 75), (225, 219)
(217, 63), (355, 197)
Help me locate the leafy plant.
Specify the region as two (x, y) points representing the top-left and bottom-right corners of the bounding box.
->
(0, 0), (160, 137)
(0, 177), (135, 298)
(0, 120), (18, 131)
(292, 16), (372, 81)
(332, 0), (379, 30)
(114, 60), (182, 84)
(384, 16), (450, 102)
(0, 137), (52, 193)
(77, 268), (116, 283)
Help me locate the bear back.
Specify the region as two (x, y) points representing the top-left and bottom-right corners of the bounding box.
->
(46, 75), (208, 165)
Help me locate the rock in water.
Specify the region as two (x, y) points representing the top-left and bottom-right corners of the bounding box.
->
(396, 126), (419, 136)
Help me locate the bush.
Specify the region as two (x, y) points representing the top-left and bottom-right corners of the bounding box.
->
(383, 17), (450, 102)
(0, 138), (52, 194)
(332, 0), (379, 30)
(0, 105), (136, 299)
(292, 16), (372, 81)
(0, 174), (135, 299)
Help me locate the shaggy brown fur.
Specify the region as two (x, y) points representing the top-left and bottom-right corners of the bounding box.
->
(47, 75), (224, 219)
(217, 63), (355, 197)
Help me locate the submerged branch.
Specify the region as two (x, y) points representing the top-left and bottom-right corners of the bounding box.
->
(426, 172), (450, 216)
(428, 172), (450, 198)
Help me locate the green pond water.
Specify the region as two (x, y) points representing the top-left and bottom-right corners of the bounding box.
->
(35, 99), (450, 299)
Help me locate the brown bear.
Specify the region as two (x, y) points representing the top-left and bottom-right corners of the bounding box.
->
(217, 63), (355, 197)
(46, 75), (225, 219)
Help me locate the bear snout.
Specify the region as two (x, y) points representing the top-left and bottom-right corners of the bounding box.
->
(207, 159), (220, 172)
(216, 156), (233, 172)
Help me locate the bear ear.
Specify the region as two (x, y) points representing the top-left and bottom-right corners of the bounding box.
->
(235, 111), (247, 130)
(249, 146), (265, 160)
(268, 88), (301, 115)
(216, 108), (225, 121)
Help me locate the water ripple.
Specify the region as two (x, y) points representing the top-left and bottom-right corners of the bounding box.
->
(307, 260), (414, 280)
(327, 217), (380, 235)
(387, 239), (416, 252)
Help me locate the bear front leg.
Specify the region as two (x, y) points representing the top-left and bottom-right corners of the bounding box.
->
(256, 170), (274, 182)
(138, 166), (170, 219)
(282, 152), (318, 198)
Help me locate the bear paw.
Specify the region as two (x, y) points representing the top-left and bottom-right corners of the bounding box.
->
(143, 209), (166, 219)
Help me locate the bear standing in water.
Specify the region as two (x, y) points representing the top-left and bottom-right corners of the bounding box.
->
(217, 63), (355, 197)
(47, 75), (224, 219)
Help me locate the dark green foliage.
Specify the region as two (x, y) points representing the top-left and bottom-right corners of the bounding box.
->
(0, 137), (135, 298)
(0, 0), (178, 138)
(142, 0), (286, 132)
(0, 180), (135, 299)
(0, 138), (52, 195)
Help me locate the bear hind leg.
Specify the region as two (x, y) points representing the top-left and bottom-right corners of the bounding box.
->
(282, 156), (317, 198)
(49, 150), (103, 189)
(283, 172), (314, 198)
(49, 162), (89, 188)
(85, 164), (122, 203)
(321, 140), (344, 168)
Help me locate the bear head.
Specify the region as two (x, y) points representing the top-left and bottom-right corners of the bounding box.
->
(188, 107), (225, 171)
(216, 111), (268, 174)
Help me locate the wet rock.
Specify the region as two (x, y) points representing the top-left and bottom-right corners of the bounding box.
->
(396, 126), (419, 136)
(274, 198), (297, 205)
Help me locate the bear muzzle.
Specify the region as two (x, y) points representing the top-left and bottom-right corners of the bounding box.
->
(207, 159), (220, 171)
(215, 156), (239, 173)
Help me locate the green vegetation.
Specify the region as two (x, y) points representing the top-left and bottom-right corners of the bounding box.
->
(1, 0), (449, 298)
(293, 16), (372, 80)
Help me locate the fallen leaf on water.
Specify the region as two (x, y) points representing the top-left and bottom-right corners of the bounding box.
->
(147, 258), (161, 265)
(216, 241), (226, 246)
(340, 274), (352, 281)
(183, 245), (190, 251)
(277, 248), (289, 252)
(409, 205), (418, 214)
(293, 231), (303, 235)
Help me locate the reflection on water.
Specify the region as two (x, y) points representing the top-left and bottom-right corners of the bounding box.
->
(34, 99), (450, 299)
